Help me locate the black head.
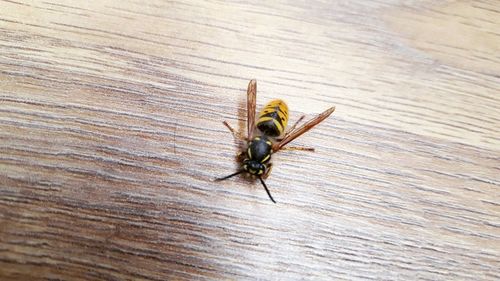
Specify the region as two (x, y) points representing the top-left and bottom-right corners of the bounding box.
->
(243, 159), (266, 176)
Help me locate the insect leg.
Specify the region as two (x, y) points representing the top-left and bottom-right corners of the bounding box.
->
(263, 163), (273, 179)
(280, 146), (315, 152)
(287, 115), (305, 135)
(222, 121), (245, 141)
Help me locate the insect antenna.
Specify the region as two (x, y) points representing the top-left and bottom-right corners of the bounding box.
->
(259, 177), (276, 203)
(215, 170), (244, 181)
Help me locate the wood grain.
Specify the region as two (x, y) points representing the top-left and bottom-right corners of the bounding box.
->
(1, 0), (499, 280)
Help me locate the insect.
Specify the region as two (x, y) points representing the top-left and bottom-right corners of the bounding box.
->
(216, 79), (335, 203)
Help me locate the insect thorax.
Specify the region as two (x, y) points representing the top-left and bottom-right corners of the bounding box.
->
(246, 136), (272, 161)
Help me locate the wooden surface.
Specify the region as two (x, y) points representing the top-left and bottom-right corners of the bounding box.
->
(1, 0), (499, 280)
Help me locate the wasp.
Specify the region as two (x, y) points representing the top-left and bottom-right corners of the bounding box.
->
(216, 79), (335, 203)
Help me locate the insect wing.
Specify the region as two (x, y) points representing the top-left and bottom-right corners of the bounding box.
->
(273, 107), (335, 152)
(247, 79), (257, 140)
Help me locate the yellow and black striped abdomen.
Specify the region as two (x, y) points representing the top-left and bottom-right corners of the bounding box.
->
(256, 99), (289, 137)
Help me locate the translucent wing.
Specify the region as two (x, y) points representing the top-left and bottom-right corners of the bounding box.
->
(272, 107), (335, 152)
(247, 79), (257, 140)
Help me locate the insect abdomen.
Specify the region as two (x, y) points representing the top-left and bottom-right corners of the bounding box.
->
(256, 99), (288, 137)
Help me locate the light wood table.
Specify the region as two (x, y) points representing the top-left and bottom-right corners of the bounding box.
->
(1, 1), (499, 280)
